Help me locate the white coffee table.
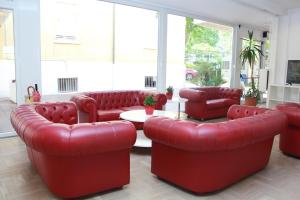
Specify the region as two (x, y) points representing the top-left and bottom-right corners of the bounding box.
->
(120, 110), (185, 148)
(166, 97), (188, 118)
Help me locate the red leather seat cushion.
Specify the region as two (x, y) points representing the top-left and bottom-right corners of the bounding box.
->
(121, 106), (145, 111)
(97, 109), (123, 121)
(206, 99), (228, 110)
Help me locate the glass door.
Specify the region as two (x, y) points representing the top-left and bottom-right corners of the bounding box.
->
(0, 8), (16, 137)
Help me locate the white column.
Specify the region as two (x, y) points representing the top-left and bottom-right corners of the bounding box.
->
(14, 0), (41, 104)
(268, 16), (279, 85)
(231, 25), (242, 88)
(156, 11), (167, 92)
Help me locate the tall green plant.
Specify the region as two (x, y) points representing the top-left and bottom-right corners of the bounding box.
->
(240, 31), (263, 98)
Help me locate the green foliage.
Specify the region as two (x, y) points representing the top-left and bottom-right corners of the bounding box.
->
(185, 17), (219, 56)
(244, 86), (260, 101)
(190, 62), (226, 86)
(144, 95), (156, 106)
(240, 31), (263, 97)
(166, 86), (174, 93)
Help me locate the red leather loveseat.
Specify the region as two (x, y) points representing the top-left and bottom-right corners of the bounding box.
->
(71, 90), (167, 123)
(144, 105), (286, 194)
(10, 102), (136, 198)
(275, 103), (300, 157)
(179, 87), (242, 120)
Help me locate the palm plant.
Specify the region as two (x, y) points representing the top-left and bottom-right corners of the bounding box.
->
(240, 31), (263, 100)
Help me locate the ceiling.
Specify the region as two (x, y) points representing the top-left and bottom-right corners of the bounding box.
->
(233, 0), (300, 15)
(134, 0), (300, 30)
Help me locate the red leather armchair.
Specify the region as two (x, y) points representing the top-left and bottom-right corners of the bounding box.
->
(275, 103), (300, 157)
(144, 105), (286, 194)
(179, 87), (242, 120)
(71, 90), (167, 123)
(10, 102), (136, 199)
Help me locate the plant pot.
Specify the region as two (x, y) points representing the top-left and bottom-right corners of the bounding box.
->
(145, 106), (155, 115)
(244, 97), (257, 106)
(166, 92), (173, 100)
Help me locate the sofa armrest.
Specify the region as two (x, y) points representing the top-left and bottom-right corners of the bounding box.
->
(139, 91), (167, 110)
(70, 94), (97, 123)
(179, 88), (207, 102)
(227, 105), (269, 120)
(29, 121), (137, 156)
(276, 103), (300, 128)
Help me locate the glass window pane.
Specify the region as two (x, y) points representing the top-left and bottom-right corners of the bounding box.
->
(0, 9), (16, 134)
(166, 14), (233, 96)
(40, 0), (158, 96)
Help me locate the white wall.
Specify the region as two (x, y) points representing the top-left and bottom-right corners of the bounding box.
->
(274, 8), (300, 84)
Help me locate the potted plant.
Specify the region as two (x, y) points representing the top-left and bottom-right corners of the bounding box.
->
(144, 95), (156, 115)
(166, 86), (174, 100)
(240, 31), (263, 106)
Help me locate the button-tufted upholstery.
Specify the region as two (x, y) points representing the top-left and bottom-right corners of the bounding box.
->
(71, 90), (167, 124)
(10, 102), (136, 198)
(144, 105), (286, 194)
(34, 102), (78, 125)
(275, 103), (300, 157)
(179, 87), (242, 120)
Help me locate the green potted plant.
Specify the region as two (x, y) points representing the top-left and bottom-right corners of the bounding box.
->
(240, 31), (263, 106)
(166, 86), (174, 100)
(144, 95), (156, 115)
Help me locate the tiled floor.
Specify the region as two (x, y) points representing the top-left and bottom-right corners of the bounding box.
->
(0, 99), (16, 135)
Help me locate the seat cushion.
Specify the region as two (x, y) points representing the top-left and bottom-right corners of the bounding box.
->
(121, 106), (145, 111)
(97, 109), (124, 121)
(206, 99), (228, 110)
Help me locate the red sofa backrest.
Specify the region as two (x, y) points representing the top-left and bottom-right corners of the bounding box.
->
(86, 91), (141, 110)
(35, 102), (78, 125)
(144, 105), (287, 152)
(227, 105), (268, 120)
(85, 90), (159, 110)
(193, 87), (220, 100)
(192, 87), (242, 101)
(10, 102), (136, 156)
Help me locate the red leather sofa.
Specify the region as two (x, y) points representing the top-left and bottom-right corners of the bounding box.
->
(71, 90), (167, 123)
(275, 103), (300, 157)
(144, 105), (286, 194)
(179, 87), (242, 120)
(10, 102), (136, 199)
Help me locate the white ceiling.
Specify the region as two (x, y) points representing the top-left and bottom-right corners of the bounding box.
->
(133, 0), (300, 30)
(234, 0), (300, 15)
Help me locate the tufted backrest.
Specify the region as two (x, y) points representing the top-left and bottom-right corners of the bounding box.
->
(194, 87), (220, 100)
(144, 106), (287, 152)
(85, 91), (141, 110)
(218, 87), (242, 101)
(227, 105), (268, 120)
(10, 102), (136, 156)
(35, 102), (78, 125)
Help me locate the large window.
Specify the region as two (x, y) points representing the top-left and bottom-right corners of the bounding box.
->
(0, 9), (16, 135)
(40, 0), (158, 95)
(166, 14), (233, 95)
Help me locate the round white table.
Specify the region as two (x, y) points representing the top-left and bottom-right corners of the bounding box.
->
(120, 110), (185, 148)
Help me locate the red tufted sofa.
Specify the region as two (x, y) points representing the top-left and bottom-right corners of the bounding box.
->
(71, 90), (167, 123)
(275, 103), (300, 157)
(10, 102), (136, 199)
(143, 105), (286, 194)
(179, 87), (242, 120)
